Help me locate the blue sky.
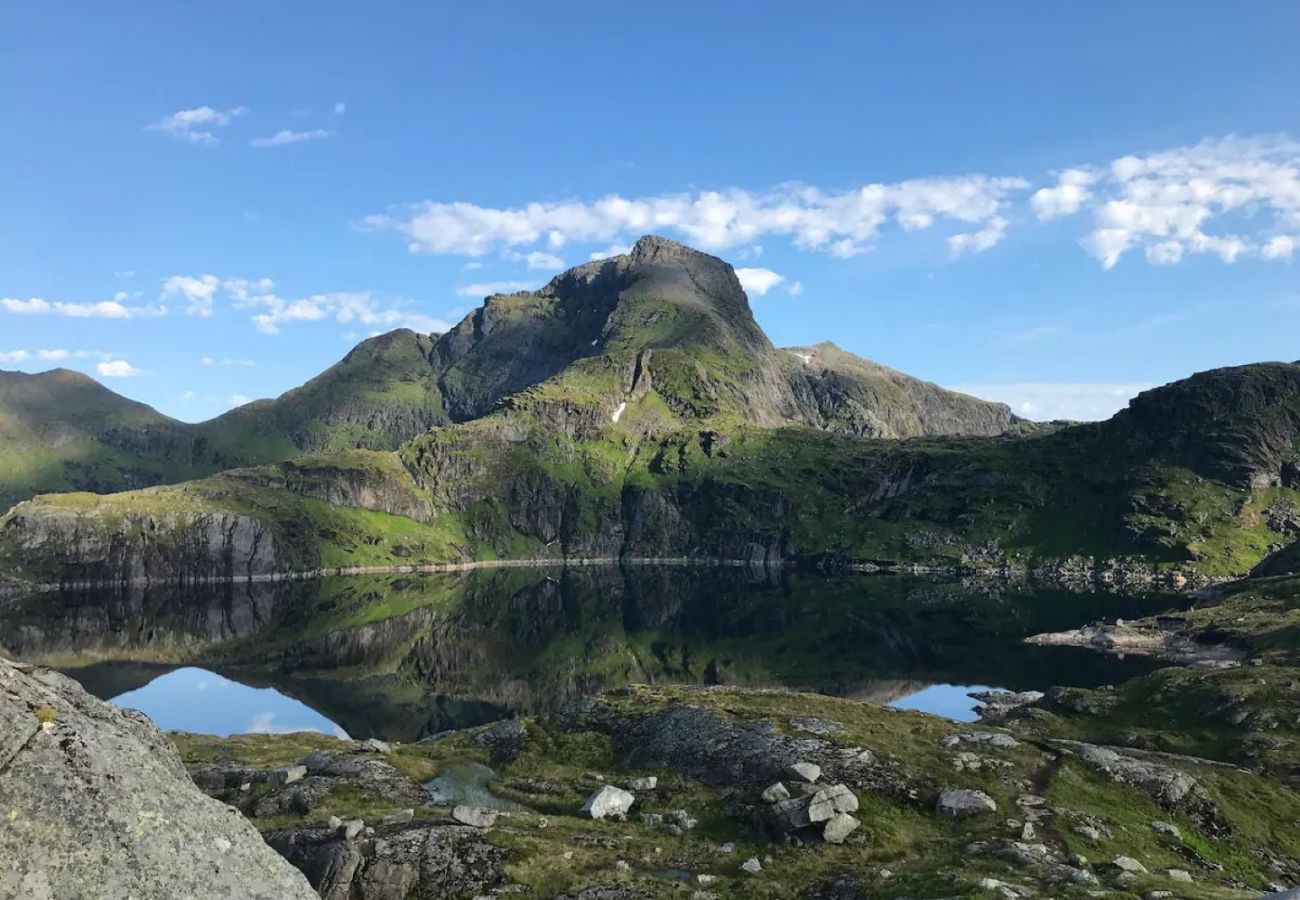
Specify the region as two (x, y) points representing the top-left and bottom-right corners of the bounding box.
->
(2, 2), (1298, 421)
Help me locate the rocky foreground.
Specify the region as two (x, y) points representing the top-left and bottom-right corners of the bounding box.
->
(3, 577), (1300, 898)
(0, 655), (316, 899)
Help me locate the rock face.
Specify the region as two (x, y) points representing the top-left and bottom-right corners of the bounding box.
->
(268, 822), (506, 900)
(0, 655), (317, 900)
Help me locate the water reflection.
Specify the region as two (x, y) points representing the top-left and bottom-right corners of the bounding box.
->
(113, 667), (348, 738)
(0, 567), (1183, 739)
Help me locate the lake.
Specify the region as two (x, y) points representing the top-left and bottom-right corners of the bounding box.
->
(0, 566), (1178, 739)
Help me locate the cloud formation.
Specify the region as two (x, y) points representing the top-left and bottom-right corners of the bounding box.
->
(362, 133), (1300, 272)
(1, 297), (164, 318)
(0, 348), (114, 365)
(363, 175), (1030, 260)
(162, 275), (220, 317)
(1075, 135), (1300, 268)
(146, 105), (247, 145)
(735, 267), (785, 296)
(250, 129), (334, 148)
(96, 359), (142, 378)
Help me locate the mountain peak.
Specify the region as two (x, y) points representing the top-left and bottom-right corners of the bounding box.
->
(628, 234), (720, 266)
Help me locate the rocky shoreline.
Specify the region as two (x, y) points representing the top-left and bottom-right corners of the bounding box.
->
(0, 551), (1211, 597)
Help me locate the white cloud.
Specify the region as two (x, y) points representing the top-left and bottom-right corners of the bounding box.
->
(786, 280), (804, 297)
(1031, 169), (1096, 220)
(589, 243), (632, 260)
(1262, 234), (1299, 260)
(735, 267), (785, 296)
(1076, 134), (1300, 269)
(250, 129), (334, 148)
(454, 280), (537, 298)
(165, 276), (449, 336)
(162, 274), (219, 317)
(952, 382), (1157, 421)
(1, 297), (164, 319)
(363, 175), (1030, 260)
(947, 217), (1008, 257)
(519, 251), (565, 270)
(333, 101), (347, 115)
(96, 359), (141, 378)
(146, 105), (247, 145)
(0, 349), (114, 365)
(182, 390), (196, 403)
(201, 356), (256, 367)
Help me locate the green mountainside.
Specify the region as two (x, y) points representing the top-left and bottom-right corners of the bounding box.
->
(0, 237), (1016, 516)
(2, 237), (1299, 588)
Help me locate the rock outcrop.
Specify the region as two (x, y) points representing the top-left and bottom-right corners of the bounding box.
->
(0, 655), (317, 900)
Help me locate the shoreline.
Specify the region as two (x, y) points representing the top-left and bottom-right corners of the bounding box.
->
(0, 552), (1218, 596)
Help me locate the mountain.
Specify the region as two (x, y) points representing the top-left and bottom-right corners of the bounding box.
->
(0, 236), (1015, 512)
(200, 328), (447, 455)
(0, 368), (212, 510)
(4, 236), (1298, 589)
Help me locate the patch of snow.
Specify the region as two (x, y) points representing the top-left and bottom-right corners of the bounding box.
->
(590, 339), (598, 346)
(611, 401), (627, 423)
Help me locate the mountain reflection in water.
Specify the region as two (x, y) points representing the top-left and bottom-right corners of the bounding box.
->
(0, 566), (1179, 740)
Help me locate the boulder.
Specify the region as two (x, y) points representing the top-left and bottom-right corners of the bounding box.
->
(786, 761), (822, 784)
(936, 789), (998, 818)
(741, 857), (763, 874)
(580, 785), (635, 820)
(770, 783), (859, 832)
(761, 781), (790, 803)
(452, 805), (499, 829)
(629, 775), (658, 791)
(1112, 856), (1148, 873)
(359, 738), (392, 754)
(0, 656), (317, 900)
(822, 812), (860, 844)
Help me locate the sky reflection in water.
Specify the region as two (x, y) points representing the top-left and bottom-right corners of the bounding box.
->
(111, 667), (349, 738)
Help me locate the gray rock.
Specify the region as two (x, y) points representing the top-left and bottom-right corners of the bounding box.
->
(1164, 869), (1193, 882)
(359, 737), (392, 754)
(0, 656), (317, 900)
(1073, 742), (1200, 806)
(270, 823), (506, 900)
(471, 718), (528, 765)
(1112, 855), (1148, 873)
(668, 809), (698, 830)
(1150, 820), (1181, 838)
(382, 808), (415, 825)
(770, 783), (859, 832)
(822, 812), (861, 844)
(342, 819), (364, 839)
(761, 781), (790, 803)
(741, 857), (763, 874)
(580, 785), (635, 820)
(629, 776), (658, 791)
(270, 764), (308, 788)
(936, 788), (998, 818)
(786, 761), (822, 784)
(452, 805), (499, 829)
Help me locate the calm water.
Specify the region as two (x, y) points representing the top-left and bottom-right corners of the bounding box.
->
(0, 567), (1180, 738)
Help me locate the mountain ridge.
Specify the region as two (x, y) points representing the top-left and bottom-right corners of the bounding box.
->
(0, 235), (1016, 509)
